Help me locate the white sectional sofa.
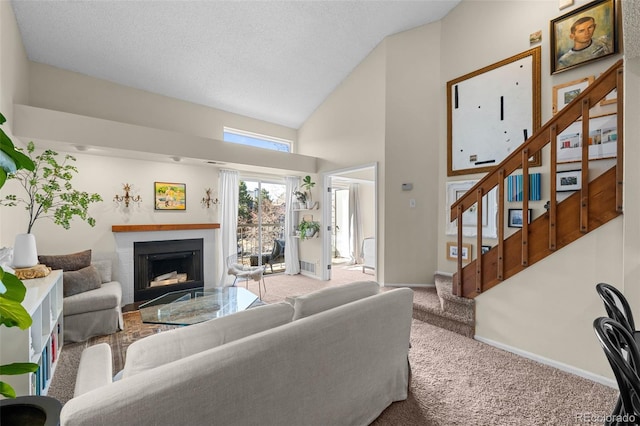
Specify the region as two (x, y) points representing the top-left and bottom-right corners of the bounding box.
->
(60, 281), (414, 425)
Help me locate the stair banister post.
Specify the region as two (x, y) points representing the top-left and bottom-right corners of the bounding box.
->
(580, 99), (590, 233)
(549, 125), (558, 251)
(456, 204), (464, 296)
(522, 149), (530, 267)
(497, 169), (505, 281)
(476, 188), (483, 294)
(616, 67), (624, 213)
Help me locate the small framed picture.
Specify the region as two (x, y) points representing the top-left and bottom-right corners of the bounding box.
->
(552, 76), (594, 114)
(550, 0), (619, 74)
(508, 209), (533, 228)
(154, 182), (186, 210)
(446, 242), (472, 263)
(481, 245), (492, 254)
(600, 87), (617, 106)
(556, 169), (582, 192)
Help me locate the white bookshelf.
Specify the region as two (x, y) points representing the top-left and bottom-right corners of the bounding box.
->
(0, 269), (64, 396)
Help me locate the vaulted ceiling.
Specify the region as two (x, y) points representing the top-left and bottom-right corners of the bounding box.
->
(11, 0), (461, 129)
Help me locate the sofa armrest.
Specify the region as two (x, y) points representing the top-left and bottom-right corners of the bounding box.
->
(74, 343), (113, 397)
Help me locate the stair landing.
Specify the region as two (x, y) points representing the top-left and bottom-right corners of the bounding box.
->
(412, 274), (475, 338)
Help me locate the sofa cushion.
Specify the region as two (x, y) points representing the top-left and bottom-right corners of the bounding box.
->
(64, 281), (121, 315)
(123, 301), (294, 378)
(63, 265), (102, 297)
(291, 280), (380, 320)
(39, 249), (91, 271)
(91, 259), (112, 283)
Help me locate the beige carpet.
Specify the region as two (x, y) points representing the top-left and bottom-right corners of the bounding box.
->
(48, 266), (618, 424)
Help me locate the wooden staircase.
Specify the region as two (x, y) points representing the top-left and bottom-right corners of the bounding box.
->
(450, 60), (624, 299)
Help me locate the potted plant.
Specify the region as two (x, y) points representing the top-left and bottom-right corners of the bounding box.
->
(0, 141), (103, 268)
(301, 175), (315, 209)
(298, 220), (320, 240)
(0, 112), (38, 398)
(293, 189), (307, 210)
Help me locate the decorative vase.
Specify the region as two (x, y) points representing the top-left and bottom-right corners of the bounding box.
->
(0, 395), (62, 426)
(13, 233), (38, 268)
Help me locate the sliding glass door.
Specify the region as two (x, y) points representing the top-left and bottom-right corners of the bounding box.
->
(237, 179), (286, 274)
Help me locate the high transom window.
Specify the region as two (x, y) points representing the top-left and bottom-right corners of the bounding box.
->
(223, 127), (291, 153)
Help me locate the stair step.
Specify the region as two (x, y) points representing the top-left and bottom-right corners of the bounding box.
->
(435, 273), (475, 323)
(411, 285), (475, 338)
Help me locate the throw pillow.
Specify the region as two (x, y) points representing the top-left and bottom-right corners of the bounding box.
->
(38, 249), (91, 271)
(62, 265), (102, 297)
(91, 259), (112, 283)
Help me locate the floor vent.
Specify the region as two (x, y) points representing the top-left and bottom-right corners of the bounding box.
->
(300, 260), (315, 274)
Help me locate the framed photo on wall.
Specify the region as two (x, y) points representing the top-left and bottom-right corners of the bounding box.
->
(446, 180), (498, 239)
(557, 113), (617, 163)
(446, 242), (472, 263)
(154, 182), (186, 210)
(550, 0), (619, 74)
(508, 209), (533, 228)
(556, 169), (582, 192)
(552, 76), (594, 114)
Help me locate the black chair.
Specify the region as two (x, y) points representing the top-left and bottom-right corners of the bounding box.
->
(593, 317), (640, 425)
(596, 283), (640, 349)
(250, 239), (285, 273)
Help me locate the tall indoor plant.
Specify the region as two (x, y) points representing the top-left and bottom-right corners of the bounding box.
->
(1, 141), (103, 234)
(0, 112), (38, 398)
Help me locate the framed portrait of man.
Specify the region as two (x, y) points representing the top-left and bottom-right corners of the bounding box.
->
(550, 0), (619, 74)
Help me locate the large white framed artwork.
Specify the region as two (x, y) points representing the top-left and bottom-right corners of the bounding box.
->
(446, 180), (498, 239)
(447, 47), (541, 176)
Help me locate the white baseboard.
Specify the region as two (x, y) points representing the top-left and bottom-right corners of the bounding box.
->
(434, 270), (454, 277)
(383, 283), (435, 288)
(474, 335), (618, 389)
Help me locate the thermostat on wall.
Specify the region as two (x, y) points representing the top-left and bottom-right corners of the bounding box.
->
(401, 183), (413, 191)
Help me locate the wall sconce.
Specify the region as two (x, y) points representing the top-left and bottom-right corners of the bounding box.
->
(202, 188), (219, 208)
(114, 183), (142, 207)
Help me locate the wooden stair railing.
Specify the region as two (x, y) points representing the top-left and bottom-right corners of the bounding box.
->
(450, 59), (624, 298)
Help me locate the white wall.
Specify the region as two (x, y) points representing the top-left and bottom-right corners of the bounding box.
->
(0, 150), (220, 259)
(384, 22), (441, 285)
(0, 1), (30, 245)
(298, 43), (387, 280)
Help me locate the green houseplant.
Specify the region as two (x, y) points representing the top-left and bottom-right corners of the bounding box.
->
(298, 220), (320, 240)
(1, 141), (103, 233)
(0, 112), (38, 398)
(301, 175), (315, 208)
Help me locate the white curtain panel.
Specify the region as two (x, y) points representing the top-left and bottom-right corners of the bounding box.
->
(349, 183), (363, 264)
(218, 169), (239, 286)
(284, 176), (300, 275)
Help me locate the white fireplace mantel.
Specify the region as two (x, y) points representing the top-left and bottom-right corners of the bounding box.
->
(113, 224), (220, 305)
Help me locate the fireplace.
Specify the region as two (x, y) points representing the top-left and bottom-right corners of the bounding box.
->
(134, 238), (204, 302)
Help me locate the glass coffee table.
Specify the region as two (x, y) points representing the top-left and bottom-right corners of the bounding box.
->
(139, 287), (259, 326)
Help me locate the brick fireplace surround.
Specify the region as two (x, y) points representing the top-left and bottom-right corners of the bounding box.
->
(112, 223), (219, 305)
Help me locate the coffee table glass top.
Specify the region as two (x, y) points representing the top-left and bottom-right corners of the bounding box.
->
(139, 287), (258, 326)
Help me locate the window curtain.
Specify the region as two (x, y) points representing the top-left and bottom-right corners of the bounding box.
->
(349, 183), (363, 264)
(284, 176), (300, 275)
(217, 169), (239, 287)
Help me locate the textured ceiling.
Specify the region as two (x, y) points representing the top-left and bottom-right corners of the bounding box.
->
(11, 0), (461, 129)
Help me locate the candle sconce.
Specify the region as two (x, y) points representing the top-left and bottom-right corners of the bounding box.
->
(202, 188), (219, 208)
(114, 183), (142, 207)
